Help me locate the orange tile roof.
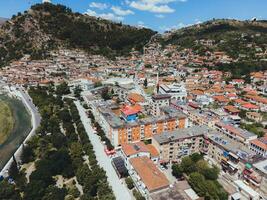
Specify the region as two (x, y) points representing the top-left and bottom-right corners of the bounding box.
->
(129, 156), (169, 192)
(234, 99), (247, 105)
(121, 142), (149, 157)
(121, 104), (142, 116)
(224, 105), (240, 113)
(213, 95), (229, 103)
(128, 93), (145, 103)
(241, 103), (259, 110)
(191, 89), (204, 96)
(250, 136), (267, 151)
(146, 144), (159, 158)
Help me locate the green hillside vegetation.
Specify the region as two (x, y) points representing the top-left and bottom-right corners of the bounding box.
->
(0, 3), (156, 66)
(162, 19), (267, 59)
(160, 19), (267, 76)
(0, 100), (14, 144)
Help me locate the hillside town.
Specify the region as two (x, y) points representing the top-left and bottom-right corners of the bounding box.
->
(0, 46), (267, 200)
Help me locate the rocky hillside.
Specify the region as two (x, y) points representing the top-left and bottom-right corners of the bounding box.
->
(0, 3), (156, 67)
(160, 19), (267, 60)
(0, 18), (7, 26)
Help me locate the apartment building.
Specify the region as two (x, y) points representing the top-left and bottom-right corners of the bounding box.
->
(215, 122), (257, 144)
(249, 136), (267, 157)
(204, 132), (256, 175)
(152, 126), (207, 163)
(91, 102), (188, 147)
(151, 94), (171, 116)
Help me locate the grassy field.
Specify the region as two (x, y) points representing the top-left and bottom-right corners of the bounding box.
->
(0, 100), (14, 144)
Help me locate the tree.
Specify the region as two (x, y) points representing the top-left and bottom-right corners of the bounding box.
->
(125, 177), (134, 190)
(133, 189), (145, 200)
(9, 158), (19, 180)
(24, 180), (47, 200)
(188, 172), (207, 197)
(203, 167), (220, 180)
(74, 86), (82, 98)
(21, 144), (35, 164)
(56, 82), (70, 95)
(101, 88), (111, 101)
(143, 78), (148, 88)
(196, 160), (209, 175)
(171, 164), (183, 179)
(42, 186), (67, 200)
(0, 180), (21, 200)
(190, 153), (203, 163)
(180, 156), (196, 174)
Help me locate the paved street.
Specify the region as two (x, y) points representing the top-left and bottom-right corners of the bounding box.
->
(75, 101), (132, 200)
(18, 88), (41, 130)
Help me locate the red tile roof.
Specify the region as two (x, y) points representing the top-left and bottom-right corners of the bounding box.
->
(129, 156), (169, 192)
(121, 104), (142, 116)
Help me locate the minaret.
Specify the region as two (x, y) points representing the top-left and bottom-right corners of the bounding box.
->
(154, 72), (159, 94)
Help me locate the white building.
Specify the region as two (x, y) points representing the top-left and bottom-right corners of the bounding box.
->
(233, 180), (260, 200)
(159, 83), (187, 101)
(69, 78), (94, 91)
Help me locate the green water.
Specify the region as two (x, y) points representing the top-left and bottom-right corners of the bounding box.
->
(0, 95), (31, 169)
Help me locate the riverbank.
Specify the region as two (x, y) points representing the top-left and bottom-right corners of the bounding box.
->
(0, 95), (31, 169)
(0, 100), (14, 144)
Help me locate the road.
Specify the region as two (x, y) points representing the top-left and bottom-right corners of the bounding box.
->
(18, 88), (41, 131)
(75, 101), (132, 200)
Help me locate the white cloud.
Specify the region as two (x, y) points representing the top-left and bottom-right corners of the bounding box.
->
(85, 9), (124, 22)
(89, 2), (108, 10)
(159, 22), (186, 31)
(100, 13), (124, 21)
(155, 14), (165, 18)
(111, 6), (134, 16)
(137, 21), (148, 28)
(129, 0), (176, 13)
(85, 9), (97, 16)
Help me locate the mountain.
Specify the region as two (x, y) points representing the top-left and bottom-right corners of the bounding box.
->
(0, 3), (156, 67)
(160, 19), (267, 59)
(155, 19), (267, 76)
(0, 17), (7, 26)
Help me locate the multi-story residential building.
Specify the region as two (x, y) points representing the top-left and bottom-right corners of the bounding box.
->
(91, 102), (188, 147)
(204, 132), (256, 176)
(249, 136), (267, 157)
(215, 122), (257, 145)
(159, 83), (187, 101)
(128, 156), (169, 198)
(151, 94), (171, 116)
(152, 125), (207, 163)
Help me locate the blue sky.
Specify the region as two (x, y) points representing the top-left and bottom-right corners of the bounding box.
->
(1, 0), (267, 32)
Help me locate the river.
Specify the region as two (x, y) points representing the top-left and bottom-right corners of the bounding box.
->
(0, 95), (31, 169)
